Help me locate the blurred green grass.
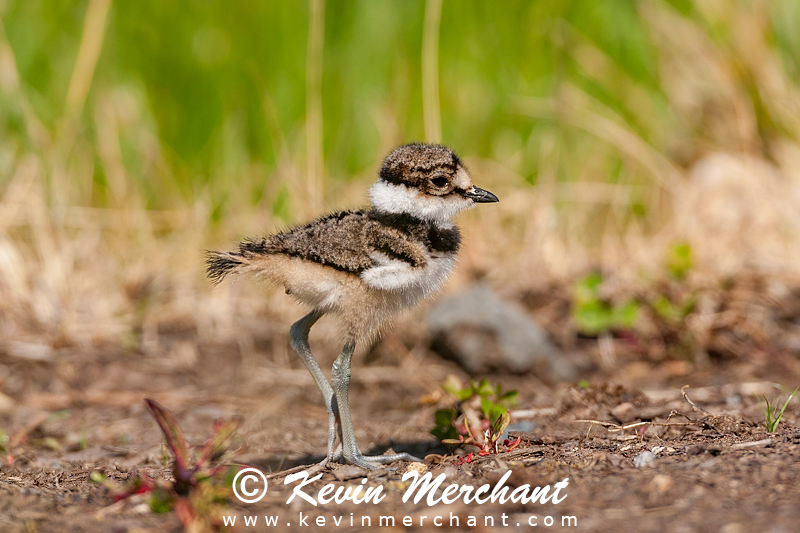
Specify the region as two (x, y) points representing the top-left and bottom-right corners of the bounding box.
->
(8, 0), (797, 217)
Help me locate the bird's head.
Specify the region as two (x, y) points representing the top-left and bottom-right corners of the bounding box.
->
(369, 143), (498, 225)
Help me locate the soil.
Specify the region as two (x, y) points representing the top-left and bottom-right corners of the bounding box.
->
(2, 282), (800, 532)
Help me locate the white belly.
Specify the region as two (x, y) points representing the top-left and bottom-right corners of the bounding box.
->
(360, 252), (456, 310)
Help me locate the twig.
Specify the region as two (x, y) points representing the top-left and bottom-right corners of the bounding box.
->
(265, 461), (327, 480)
(681, 385), (712, 415)
(574, 416), (698, 433)
(730, 439), (773, 449)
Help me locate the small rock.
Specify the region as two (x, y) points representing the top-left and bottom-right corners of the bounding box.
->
(611, 402), (636, 423)
(688, 444), (723, 456)
(428, 284), (575, 380)
(726, 395), (742, 405)
(634, 451), (658, 468)
(649, 474), (672, 493)
(405, 462), (427, 476)
(499, 420), (536, 443)
(651, 446), (665, 455)
(332, 465), (369, 481)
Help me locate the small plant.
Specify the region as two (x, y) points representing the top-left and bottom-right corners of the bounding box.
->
(665, 241), (693, 281)
(432, 376), (519, 456)
(93, 399), (241, 532)
(758, 386), (798, 432)
(571, 243), (700, 361)
(572, 272), (638, 335)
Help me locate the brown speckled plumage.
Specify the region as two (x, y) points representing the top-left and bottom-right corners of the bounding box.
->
(380, 143), (459, 181)
(207, 209), (461, 283)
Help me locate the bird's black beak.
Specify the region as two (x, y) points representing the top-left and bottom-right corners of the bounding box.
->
(462, 186), (499, 203)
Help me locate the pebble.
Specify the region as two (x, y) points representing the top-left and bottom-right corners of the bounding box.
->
(405, 462), (427, 476)
(331, 465), (370, 481)
(634, 450), (658, 468)
(649, 474), (673, 493)
(499, 420), (536, 443)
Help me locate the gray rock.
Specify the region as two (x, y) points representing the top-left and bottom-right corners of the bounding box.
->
(634, 450), (658, 468)
(499, 420), (537, 443)
(427, 284), (575, 380)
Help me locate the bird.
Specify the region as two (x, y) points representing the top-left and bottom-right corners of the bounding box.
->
(206, 143), (498, 469)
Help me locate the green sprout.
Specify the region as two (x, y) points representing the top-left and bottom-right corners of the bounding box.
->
(758, 387), (798, 432)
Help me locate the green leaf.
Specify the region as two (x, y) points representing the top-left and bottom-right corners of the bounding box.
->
(149, 487), (174, 514)
(480, 397), (493, 420)
(489, 404), (507, 426)
(432, 409), (459, 441)
(491, 411), (511, 438)
(432, 427), (459, 441)
(441, 375), (465, 398)
(455, 388), (473, 402)
(434, 409), (456, 429)
(653, 296), (681, 324)
(577, 273), (603, 294)
(666, 242), (693, 280)
(476, 379), (494, 397)
(574, 300), (614, 334)
(573, 274), (604, 309)
(612, 300), (639, 328)
(498, 390), (518, 406)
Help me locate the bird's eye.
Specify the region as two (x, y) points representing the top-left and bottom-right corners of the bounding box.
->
(431, 176), (449, 187)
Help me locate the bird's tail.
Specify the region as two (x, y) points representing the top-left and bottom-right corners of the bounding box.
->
(206, 238), (271, 285)
(206, 251), (244, 285)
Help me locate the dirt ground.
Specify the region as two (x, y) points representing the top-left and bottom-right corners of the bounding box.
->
(2, 280), (800, 532)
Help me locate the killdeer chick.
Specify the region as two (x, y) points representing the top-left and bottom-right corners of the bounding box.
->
(207, 143), (498, 469)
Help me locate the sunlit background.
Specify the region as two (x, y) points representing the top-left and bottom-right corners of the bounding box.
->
(1, 0), (800, 352)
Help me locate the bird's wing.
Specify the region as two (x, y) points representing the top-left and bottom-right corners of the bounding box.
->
(250, 210), (377, 273)
(359, 219), (430, 291)
(242, 210), (433, 291)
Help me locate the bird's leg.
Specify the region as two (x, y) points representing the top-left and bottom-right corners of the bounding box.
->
(331, 341), (422, 470)
(289, 310), (339, 464)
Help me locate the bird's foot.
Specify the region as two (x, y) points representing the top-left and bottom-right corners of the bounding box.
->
(341, 450), (422, 470)
(327, 443), (343, 463)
